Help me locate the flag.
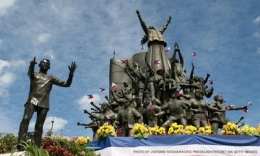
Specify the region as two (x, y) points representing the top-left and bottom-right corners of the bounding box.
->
(165, 47), (171, 52)
(104, 115), (110, 120)
(209, 79), (214, 85)
(226, 105), (235, 110)
(121, 59), (126, 64)
(110, 82), (116, 91)
(147, 101), (153, 110)
(192, 52), (196, 58)
(242, 107), (248, 113)
(87, 95), (94, 99)
(247, 101), (252, 105)
(173, 89), (183, 97)
(153, 59), (161, 65)
(100, 88), (105, 92)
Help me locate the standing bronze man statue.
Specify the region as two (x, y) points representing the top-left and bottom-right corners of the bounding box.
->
(17, 57), (77, 150)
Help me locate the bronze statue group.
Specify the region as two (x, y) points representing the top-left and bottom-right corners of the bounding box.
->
(78, 10), (248, 141)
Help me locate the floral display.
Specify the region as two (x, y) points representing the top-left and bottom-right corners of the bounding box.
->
(184, 125), (198, 134)
(167, 123), (184, 135)
(96, 123), (117, 139)
(240, 125), (258, 136)
(221, 122), (241, 135)
(132, 123), (149, 139)
(77, 136), (91, 146)
(149, 125), (166, 135)
(198, 126), (212, 135)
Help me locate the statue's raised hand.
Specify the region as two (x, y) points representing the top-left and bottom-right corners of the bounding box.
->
(68, 62), (77, 74)
(30, 57), (37, 66)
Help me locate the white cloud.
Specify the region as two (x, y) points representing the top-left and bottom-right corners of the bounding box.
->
(0, 60), (10, 73)
(37, 33), (51, 43)
(253, 16), (260, 24)
(43, 50), (55, 59)
(253, 31), (260, 38)
(0, 59), (26, 97)
(77, 94), (102, 110)
(0, 0), (16, 16)
(0, 72), (15, 87)
(257, 47), (260, 54)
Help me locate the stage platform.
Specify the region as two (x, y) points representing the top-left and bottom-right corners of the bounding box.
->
(89, 135), (260, 156)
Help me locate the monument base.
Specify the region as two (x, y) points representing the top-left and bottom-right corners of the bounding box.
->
(89, 135), (260, 156)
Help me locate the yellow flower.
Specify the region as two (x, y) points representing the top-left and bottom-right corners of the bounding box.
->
(221, 122), (240, 135)
(96, 123), (117, 139)
(132, 123), (149, 139)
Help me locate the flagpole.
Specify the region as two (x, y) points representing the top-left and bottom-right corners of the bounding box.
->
(113, 49), (115, 59)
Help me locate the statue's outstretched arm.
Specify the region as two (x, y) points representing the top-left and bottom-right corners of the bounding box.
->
(160, 15), (171, 34)
(28, 57), (37, 79)
(136, 10), (148, 34)
(204, 73), (210, 85)
(189, 63), (194, 84)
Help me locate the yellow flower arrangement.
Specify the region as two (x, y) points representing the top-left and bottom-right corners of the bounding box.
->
(221, 122), (240, 135)
(167, 123), (184, 135)
(149, 125), (166, 135)
(76, 136), (91, 146)
(198, 126), (212, 135)
(132, 123), (149, 139)
(184, 125), (197, 134)
(97, 123), (117, 139)
(240, 124), (258, 136)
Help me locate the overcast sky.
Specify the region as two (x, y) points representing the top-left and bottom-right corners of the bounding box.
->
(0, 0), (260, 139)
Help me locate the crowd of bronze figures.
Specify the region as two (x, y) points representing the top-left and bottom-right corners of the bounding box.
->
(78, 10), (247, 140)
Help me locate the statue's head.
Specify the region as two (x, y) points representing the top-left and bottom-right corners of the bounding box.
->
(195, 89), (203, 98)
(39, 59), (50, 70)
(148, 26), (155, 29)
(214, 95), (225, 103)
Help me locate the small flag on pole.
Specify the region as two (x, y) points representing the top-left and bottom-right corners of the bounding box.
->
(173, 89), (183, 97)
(110, 82), (116, 91)
(104, 115), (110, 120)
(226, 105), (235, 110)
(100, 88), (105, 92)
(147, 101), (153, 110)
(87, 95), (94, 99)
(192, 52), (196, 58)
(242, 106), (248, 113)
(153, 59), (161, 65)
(209, 79), (214, 86)
(121, 59), (126, 64)
(165, 47), (171, 52)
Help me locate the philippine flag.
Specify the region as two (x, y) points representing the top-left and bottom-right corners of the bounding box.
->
(110, 82), (116, 91)
(153, 59), (161, 65)
(100, 88), (105, 92)
(87, 95), (94, 99)
(226, 105), (235, 110)
(121, 59), (126, 64)
(147, 101), (153, 110)
(192, 52), (196, 58)
(173, 89), (183, 97)
(242, 106), (248, 113)
(209, 79), (214, 85)
(165, 47), (171, 52)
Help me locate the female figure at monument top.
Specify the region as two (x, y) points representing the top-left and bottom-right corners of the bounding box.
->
(136, 10), (172, 74)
